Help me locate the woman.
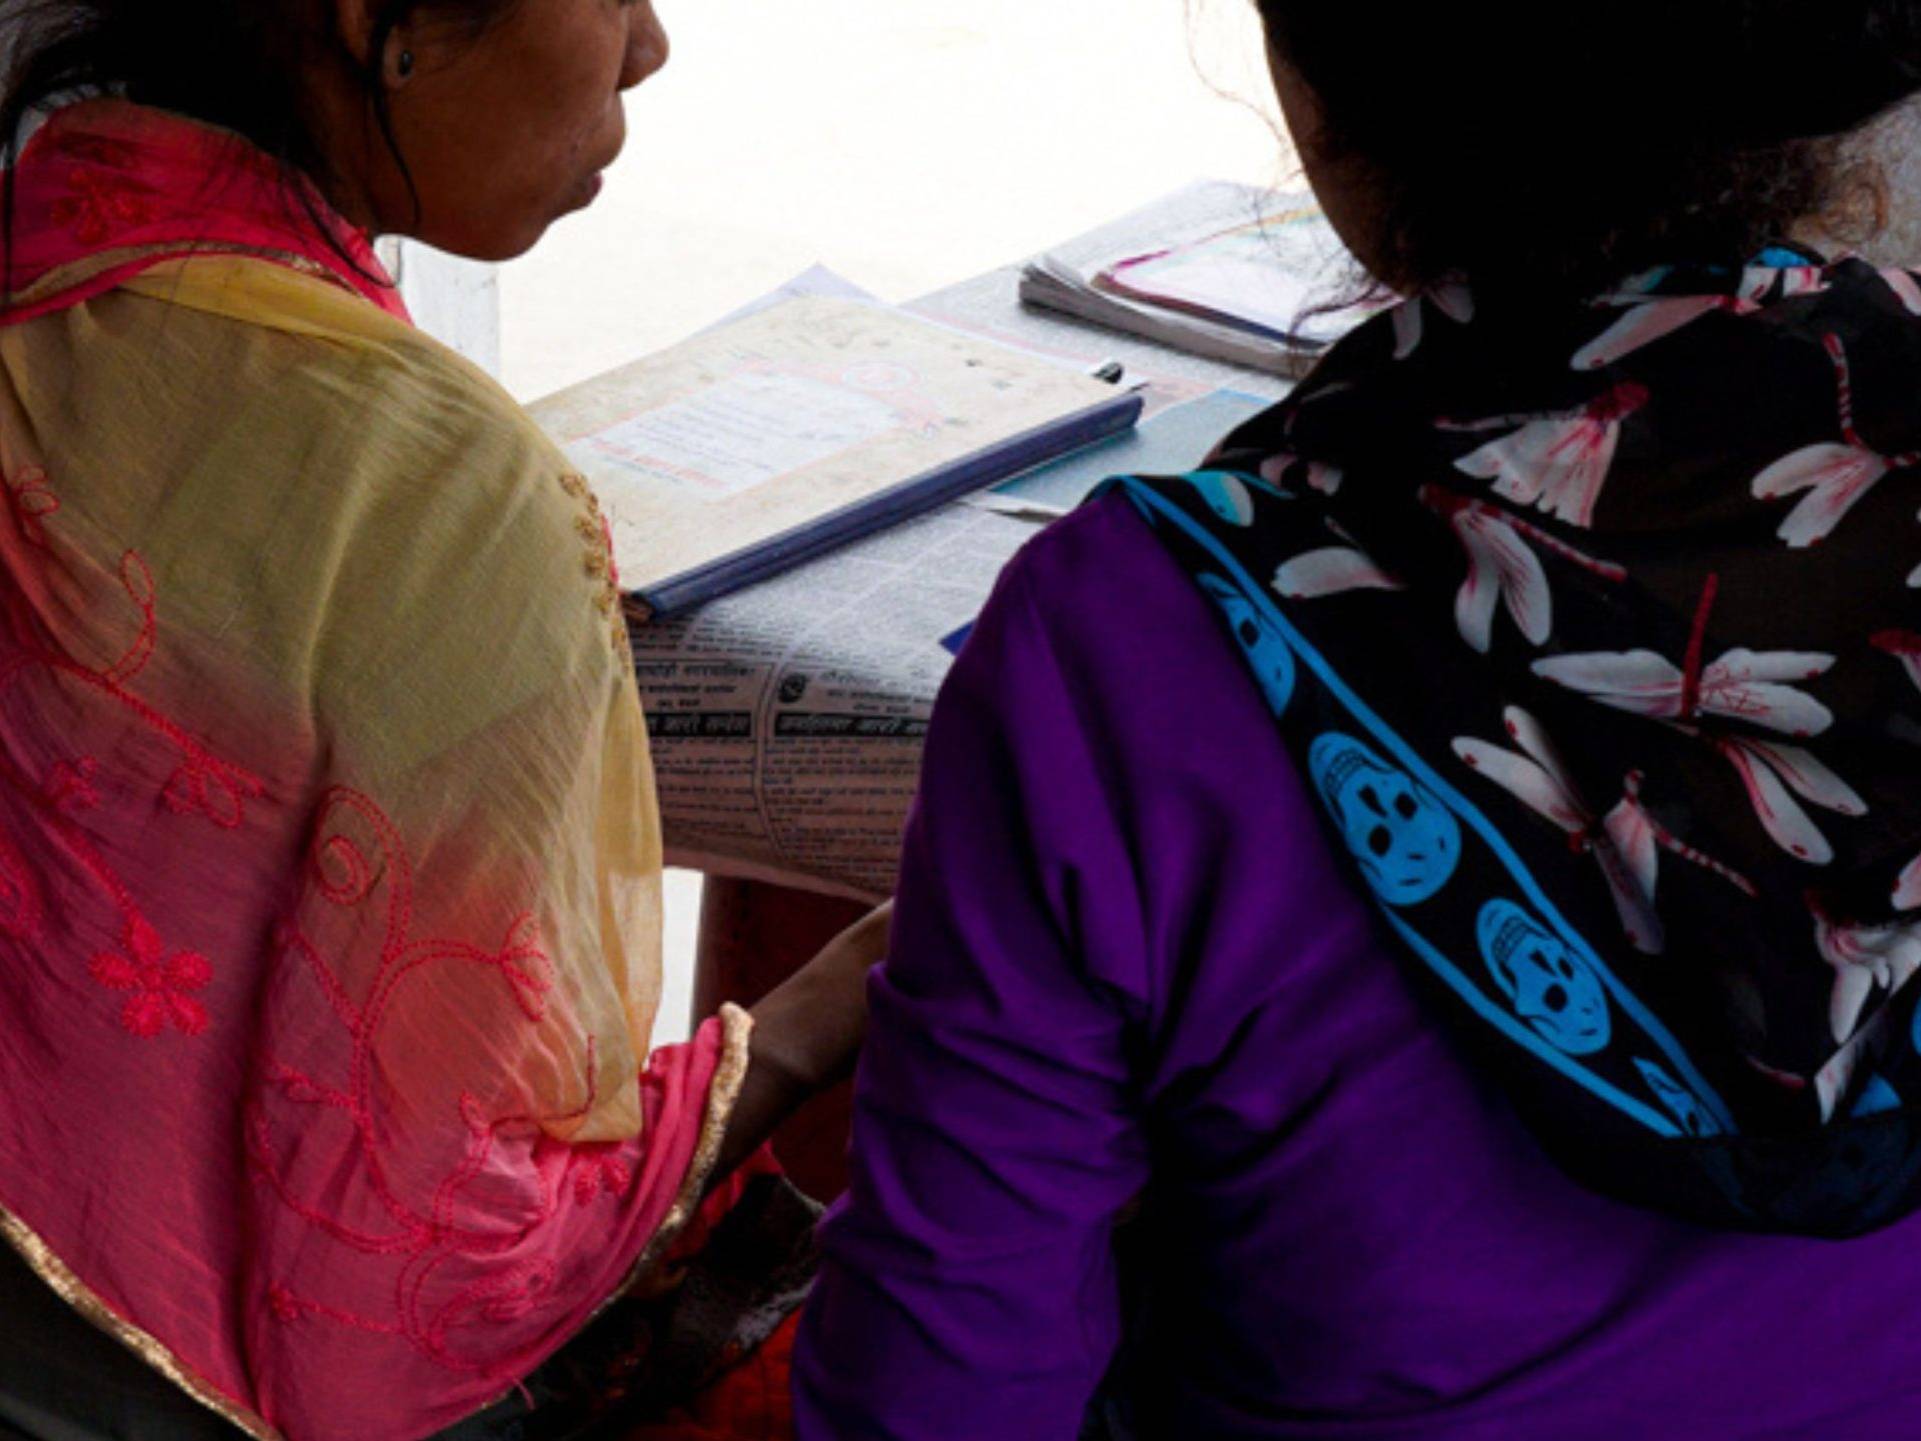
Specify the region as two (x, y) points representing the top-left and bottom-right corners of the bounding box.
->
(0, 2), (884, 1439)
(798, 6), (1921, 1438)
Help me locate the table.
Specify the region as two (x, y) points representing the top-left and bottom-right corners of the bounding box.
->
(630, 195), (1294, 1196)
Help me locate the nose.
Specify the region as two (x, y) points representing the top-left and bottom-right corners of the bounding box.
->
(621, 0), (670, 90)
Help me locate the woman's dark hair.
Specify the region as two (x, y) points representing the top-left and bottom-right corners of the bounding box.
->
(0, 0), (519, 231)
(1256, 2), (1921, 296)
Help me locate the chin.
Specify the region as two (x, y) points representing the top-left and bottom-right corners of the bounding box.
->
(405, 176), (601, 264)
(480, 225), (551, 263)
(409, 218), (552, 264)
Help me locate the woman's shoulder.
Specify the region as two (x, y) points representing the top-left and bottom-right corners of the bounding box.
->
(45, 260), (630, 729)
(979, 484), (1364, 907)
(993, 486), (1258, 730)
(996, 487), (1204, 660)
(120, 253), (568, 490)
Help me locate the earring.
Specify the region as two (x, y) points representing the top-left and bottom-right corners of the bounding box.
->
(396, 49), (415, 78)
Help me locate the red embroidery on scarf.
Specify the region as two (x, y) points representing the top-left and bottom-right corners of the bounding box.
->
(0, 833), (41, 941)
(88, 916), (213, 1037)
(571, 1145), (633, 1205)
(48, 134), (139, 169)
(49, 165), (152, 245)
(0, 467), (267, 1035)
(46, 756), (100, 811)
(249, 786), (626, 1378)
(5, 465), (59, 549)
(267, 1282), (405, 1337)
(1, 462), (632, 1364)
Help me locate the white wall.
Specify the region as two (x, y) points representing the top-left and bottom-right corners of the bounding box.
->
(496, 0), (1289, 402)
(376, 239), (501, 377)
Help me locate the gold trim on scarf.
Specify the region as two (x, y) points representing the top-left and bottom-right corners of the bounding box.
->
(6, 241), (360, 316)
(455, 1001), (759, 1430)
(0, 1205), (283, 1440)
(0, 1005), (754, 1441)
(627, 1001), (757, 1286)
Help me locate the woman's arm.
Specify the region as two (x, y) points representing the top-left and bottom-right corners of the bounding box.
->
(711, 901), (894, 1184)
(793, 550), (1154, 1440)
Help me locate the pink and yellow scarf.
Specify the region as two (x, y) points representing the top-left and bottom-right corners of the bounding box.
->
(0, 100), (748, 1440)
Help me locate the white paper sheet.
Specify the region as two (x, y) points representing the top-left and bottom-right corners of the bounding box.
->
(568, 371), (901, 499)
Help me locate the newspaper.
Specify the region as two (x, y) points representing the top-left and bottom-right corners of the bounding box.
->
(626, 209), (1297, 900)
(632, 500), (1042, 900)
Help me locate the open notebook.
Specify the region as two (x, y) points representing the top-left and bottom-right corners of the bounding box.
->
(532, 295), (1142, 616)
(1019, 181), (1386, 377)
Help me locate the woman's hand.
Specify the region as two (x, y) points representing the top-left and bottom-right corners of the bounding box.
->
(711, 900), (894, 1184)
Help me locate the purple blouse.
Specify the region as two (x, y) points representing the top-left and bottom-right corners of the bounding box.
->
(793, 492), (1921, 1440)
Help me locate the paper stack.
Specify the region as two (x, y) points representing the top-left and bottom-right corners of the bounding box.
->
(1019, 180), (1387, 378)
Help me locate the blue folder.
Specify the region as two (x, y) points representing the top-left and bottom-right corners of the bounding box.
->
(635, 386), (1144, 617)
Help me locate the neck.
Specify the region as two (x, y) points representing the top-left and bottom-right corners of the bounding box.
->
(295, 66), (394, 240)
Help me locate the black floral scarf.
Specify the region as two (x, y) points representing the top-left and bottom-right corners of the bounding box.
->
(1102, 249), (1921, 1236)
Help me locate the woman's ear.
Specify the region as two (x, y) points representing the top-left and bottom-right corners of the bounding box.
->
(325, 0), (409, 84)
(326, 0), (375, 61)
(381, 29), (417, 89)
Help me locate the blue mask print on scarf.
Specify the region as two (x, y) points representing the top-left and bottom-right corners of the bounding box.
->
(1635, 1057), (1722, 1137)
(1309, 733), (1461, 905)
(1479, 900), (1612, 1055)
(1198, 574), (1296, 717)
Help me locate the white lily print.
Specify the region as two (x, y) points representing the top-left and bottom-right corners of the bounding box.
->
(1871, 629), (1921, 697)
(1392, 282), (1475, 360)
(1896, 852), (1921, 912)
(1453, 381), (1648, 527)
(1532, 577), (1836, 737)
(1532, 646), (1837, 736)
(1533, 578), (1861, 862)
(1574, 297), (1754, 372)
(1882, 267), (1921, 316)
(1567, 267), (1821, 372)
(1814, 899), (1921, 1043)
(1744, 1053), (1810, 1097)
(1567, 293), (1759, 368)
(1812, 1011), (1887, 1124)
(1535, 651), (1858, 859)
(1455, 708), (1753, 953)
(1272, 519), (1402, 600)
(1752, 333), (1921, 548)
(1572, 266), (1824, 371)
(1747, 1050), (1890, 1127)
(1259, 450), (1343, 496)
(1864, 634), (1921, 904)
(1774, 266), (1829, 297)
(1181, 471), (1257, 526)
(1701, 733), (1866, 864)
(1418, 485), (1625, 653)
